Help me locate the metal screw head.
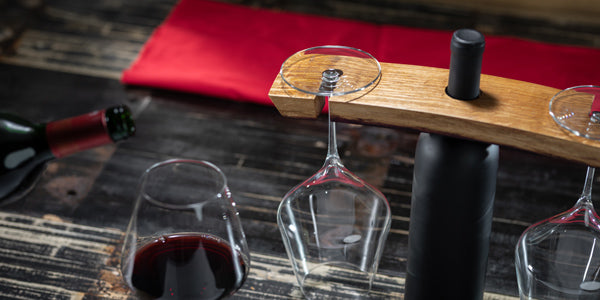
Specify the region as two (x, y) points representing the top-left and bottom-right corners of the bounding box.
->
(320, 69), (343, 92)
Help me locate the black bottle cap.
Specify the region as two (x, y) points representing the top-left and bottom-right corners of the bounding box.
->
(446, 29), (485, 100)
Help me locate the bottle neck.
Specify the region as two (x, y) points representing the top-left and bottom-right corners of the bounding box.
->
(45, 106), (134, 158)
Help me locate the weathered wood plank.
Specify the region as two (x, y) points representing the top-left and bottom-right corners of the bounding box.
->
(1, 0), (177, 79)
(3, 62), (589, 297)
(0, 210), (519, 299)
(270, 61), (600, 167)
(232, 0), (600, 47)
(2, 0), (597, 82)
(0, 211), (130, 299)
(0, 0), (596, 298)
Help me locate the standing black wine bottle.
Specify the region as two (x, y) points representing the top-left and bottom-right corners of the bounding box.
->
(405, 29), (499, 300)
(0, 105), (136, 204)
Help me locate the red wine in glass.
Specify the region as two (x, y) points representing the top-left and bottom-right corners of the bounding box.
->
(131, 233), (248, 300)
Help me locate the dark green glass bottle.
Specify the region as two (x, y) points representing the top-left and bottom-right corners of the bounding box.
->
(0, 105), (135, 204)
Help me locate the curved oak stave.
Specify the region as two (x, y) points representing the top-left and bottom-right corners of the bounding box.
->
(269, 61), (600, 166)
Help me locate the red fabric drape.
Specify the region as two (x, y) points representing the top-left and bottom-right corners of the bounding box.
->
(122, 0), (600, 106)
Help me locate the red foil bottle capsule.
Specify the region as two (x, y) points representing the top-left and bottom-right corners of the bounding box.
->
(0, 105), (135, 204)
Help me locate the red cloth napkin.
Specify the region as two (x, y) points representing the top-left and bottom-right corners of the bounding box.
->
(121, 0), (600, 106)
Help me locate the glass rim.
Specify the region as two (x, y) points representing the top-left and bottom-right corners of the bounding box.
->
(549, 84), (600, 140)
(279, 45), (382, 97)
(139, 158), (228, 210)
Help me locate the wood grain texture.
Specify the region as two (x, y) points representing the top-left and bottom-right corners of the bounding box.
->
(0, 211), (131, 299)
(0, 0), (177, 79)
(0, 211), (518, 299)
(401, 0), (600, 26)
(270, 62), (600, 166)
(229, 0), (600, 48)
(1, 0), (598, 298)
(2, 63), (589, 298)
(3, 0), (597, 81)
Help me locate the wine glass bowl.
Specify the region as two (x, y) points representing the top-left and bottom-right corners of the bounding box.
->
(515, 193), (600, 299)
(278, 157), (391, 299)
(276, 45), (391, 299)
(121, 159), (249, 300)
(516, 85), (600, 299)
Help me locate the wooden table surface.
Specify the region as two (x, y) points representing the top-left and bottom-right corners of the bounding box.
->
(0, 0), (597, 299)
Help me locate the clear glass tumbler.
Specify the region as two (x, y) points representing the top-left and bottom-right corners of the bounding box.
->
(120, 159), (250, 299)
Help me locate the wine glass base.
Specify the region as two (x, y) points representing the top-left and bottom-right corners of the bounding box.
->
(279, 45), (381, 97)
(549, 85), (600, 140)
(515, 204), (600, 300)
(580, 281), (600, 292)
(300, 262), (372, 300)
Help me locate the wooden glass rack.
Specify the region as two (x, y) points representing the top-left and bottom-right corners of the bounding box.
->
(269, 61), (600, 167)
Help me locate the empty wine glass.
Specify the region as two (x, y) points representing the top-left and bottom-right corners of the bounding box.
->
(515, 85), (600, 299)
(120, 159), (250, 299)
(276, 46), (391, 299)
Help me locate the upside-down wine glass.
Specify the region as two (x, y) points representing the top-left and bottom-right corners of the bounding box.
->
(515, 85), (600, 299)
(121, 159), (250, 299)
(276, 45), (392, 299)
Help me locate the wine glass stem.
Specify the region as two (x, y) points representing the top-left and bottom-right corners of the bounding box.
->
(326, 96), (340, 161)
(578, 166), (596, 206)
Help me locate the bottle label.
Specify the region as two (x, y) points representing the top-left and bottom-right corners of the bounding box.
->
(45, 109), (112, 158)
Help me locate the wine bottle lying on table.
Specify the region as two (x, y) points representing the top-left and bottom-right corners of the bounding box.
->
(0, 105), (136, 204)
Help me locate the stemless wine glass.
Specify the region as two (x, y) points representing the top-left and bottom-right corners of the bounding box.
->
(276, 46), (391, 299)
(121, 159), (250, 300)
(515, 85), (600, 299)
